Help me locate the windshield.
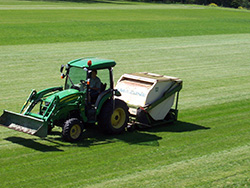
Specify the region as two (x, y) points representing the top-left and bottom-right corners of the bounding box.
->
(65, 67), (111, 91)
(65, 67), (87, 90)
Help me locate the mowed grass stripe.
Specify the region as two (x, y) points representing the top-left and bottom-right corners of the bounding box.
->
(0, 1), (249, 187)
(0, 1), (205, 10)
(2, 135), (248, 187)
(1, 98), (249, 187)
(1, 5), (250, 45)
(1, 34), (249, 112)
(84, 145), (250, 188)
(0, 24), (250, 188)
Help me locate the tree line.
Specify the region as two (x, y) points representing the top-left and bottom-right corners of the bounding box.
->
(132, 0), (250, 8)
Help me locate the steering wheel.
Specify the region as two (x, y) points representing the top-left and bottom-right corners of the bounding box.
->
(71, 85), (80, 91)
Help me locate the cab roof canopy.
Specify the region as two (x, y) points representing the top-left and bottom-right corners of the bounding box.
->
(68, 57), (116, 70)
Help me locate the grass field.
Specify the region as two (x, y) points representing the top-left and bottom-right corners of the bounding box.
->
(0, 0), (250, 187)
(1, 0), (250, 45)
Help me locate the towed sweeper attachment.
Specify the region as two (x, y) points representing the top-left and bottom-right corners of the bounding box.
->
(115, 72), (182, 128)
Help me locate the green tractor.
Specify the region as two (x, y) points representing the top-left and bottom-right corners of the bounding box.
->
(0, 58), (129, 142)
(0, 57), (183, 142)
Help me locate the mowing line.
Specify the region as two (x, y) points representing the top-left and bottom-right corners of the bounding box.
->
(84, 144), (250, 188)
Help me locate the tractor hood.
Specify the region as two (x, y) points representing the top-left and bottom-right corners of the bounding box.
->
(45, 89), (80, 104)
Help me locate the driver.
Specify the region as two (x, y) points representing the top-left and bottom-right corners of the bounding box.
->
(89, 69), (101, 101)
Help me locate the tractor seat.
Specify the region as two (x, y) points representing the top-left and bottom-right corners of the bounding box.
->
(100, 83), (106, 92)
(95, 89), (110, 107)
(90, 83), (107, 104)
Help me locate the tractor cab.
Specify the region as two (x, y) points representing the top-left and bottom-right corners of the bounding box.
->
(59, 58), (121, 122)
(61, 58), (117, 105)
(62, 58), (115, 92)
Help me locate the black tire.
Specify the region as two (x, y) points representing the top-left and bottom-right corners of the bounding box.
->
(62, 118), (84, 142)
(98, 99), (129, 134)
(47, 124), (53, 135)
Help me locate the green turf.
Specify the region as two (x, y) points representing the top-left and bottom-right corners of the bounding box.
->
(1, 1), (250, 45)
(0, 1), (250, 187)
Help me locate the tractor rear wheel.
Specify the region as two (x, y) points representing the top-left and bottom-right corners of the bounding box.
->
(98, 99), (129, 134)
(62, 118), (84, 142)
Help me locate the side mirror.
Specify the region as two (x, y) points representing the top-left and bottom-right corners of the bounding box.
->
(60, 65), (64, 73)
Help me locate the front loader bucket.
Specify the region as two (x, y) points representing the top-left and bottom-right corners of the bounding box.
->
(0, 110), (48, 137)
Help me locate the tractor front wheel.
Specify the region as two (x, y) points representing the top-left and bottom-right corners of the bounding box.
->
(98, 99), (129, 134)
(62, 118), (84, 142)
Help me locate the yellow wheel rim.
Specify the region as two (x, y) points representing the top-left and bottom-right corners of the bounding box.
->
(111, 108), (126, 129)
(70, 124), (81, 139)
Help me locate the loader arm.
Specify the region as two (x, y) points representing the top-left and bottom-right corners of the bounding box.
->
(21, 86), (63, 115)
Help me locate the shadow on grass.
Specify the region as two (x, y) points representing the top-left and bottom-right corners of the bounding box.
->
(71, 120), (209, 147)
(5, 137), (64, 152)
(78, 128), (163, 147)
(4, 121), (209, 151)
(147, 121), (210, 133)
